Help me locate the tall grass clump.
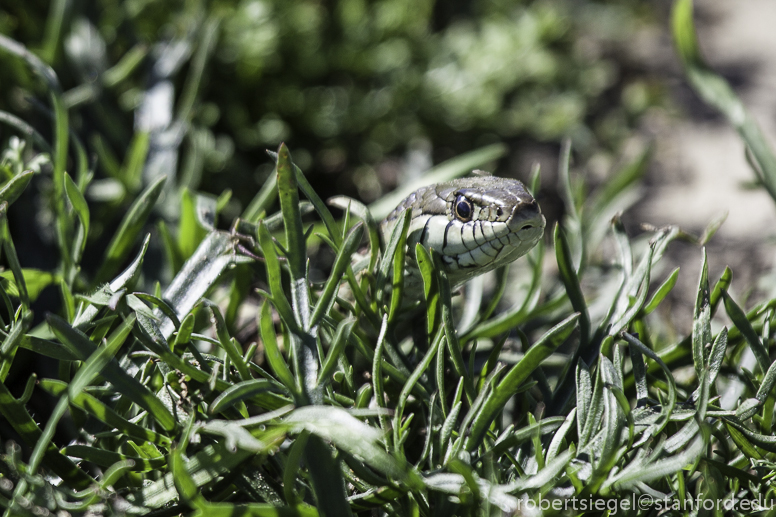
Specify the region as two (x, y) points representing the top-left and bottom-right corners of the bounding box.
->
(0, 0), (776, 516)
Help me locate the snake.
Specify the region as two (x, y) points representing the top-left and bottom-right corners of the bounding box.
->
(380, 174), (546, 293)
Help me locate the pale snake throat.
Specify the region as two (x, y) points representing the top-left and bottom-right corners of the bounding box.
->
(380, 175), (546, 293)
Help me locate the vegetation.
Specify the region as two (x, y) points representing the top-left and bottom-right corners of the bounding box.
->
(1, 0), (776, 516)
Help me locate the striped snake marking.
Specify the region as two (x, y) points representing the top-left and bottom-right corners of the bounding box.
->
(380, 174), (546, 295)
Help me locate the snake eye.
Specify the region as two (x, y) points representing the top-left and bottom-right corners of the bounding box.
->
(454, 196), (472, 222)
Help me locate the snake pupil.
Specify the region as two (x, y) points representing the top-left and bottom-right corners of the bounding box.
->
(455, 196), (472, 221)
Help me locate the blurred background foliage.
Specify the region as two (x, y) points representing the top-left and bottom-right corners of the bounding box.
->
(0, 0), (662, 214)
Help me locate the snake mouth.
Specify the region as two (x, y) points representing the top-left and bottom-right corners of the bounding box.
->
(506, 200), (546, 242)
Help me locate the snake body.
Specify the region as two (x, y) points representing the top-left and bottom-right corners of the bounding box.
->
(381, 175), (545, 292)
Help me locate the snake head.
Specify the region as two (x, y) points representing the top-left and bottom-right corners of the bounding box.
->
(385, 175), (546, 291)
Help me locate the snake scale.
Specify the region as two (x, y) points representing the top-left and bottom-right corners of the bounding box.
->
(380, 174), (546, 293)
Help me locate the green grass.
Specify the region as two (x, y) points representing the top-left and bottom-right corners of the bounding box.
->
(1, 0), (776, 516)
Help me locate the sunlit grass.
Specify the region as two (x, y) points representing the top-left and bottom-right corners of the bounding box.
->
(0, 0), (775, 516)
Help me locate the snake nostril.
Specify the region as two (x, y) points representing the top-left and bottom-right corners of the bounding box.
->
(520, 224), (533, 231)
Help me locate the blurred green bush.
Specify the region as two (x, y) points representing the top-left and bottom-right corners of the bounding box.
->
(0, 0), (659, 208)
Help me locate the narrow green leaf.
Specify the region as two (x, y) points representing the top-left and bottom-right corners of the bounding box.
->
(328, 196), (380, 272)
(611, 433), (705, 490)
(709, 266), (732, 316)
(558, 139), (578, 221)
(304, 436), (354, 517)
(309, 223), (363, 329)
(579, 358), (606, 449)
(96, 176), (165, 283)
(609, 244), (653, 336)
(592, 357), (624, 486)
(178, 188), (210, 259)
(439, 401), (462, 464)
(257, 221), (297, 332)
(130, 442), (257, 508)
(755, 354), (776, 403)
(102, 43), (148, 87)
(209, 379), (284, 415)
(393, 329), (443, 453)
(575, 360), (592, 440)
(672, 0), (776, 203)
(555, 224), (590, 346)
(64, 172), (89, 260)
(0, 381), (93, 489)
(722, 290), (770, 372)
(724, 418), (776, 452)
(547, 408), (576, 463)
(24, 397), (70, 489)
(1, 269), (56, 304)
(242, 170), (278, 223)
(629, 341), (649, 403)
(436, 249), (475, 403)
(620, 332), (677, 437)
(725, 420), (762, 459)
(699, 211), (727, 245)
(377, 208), (409, 294)
(122, 131), (150, 191)
(318, 317), (356, 388)
(643, 267), (680, 315)
(707, 327), (728, 388)
(0, 322), (25, 382)
(61, 445), (166, 472)
(692, 249), (711, 380)
(387, 210), (412, 320)
(172, 312), (195, 350)
(0, 169), (35, 206)
(276, 143), (307, 281)
(69, 315), (136, 398)
(39, 379), (170, 446)
(73, 234), (149, 328)
(269, 150), (343, 249)
(1, 217), (28, 307)
(372, 314), (389, 433)
(259, 301), (296, 391)
(466, 313), (579, 450)
(206, 301), (251, 381)
(158, 230), (254, 339)
(48, 314), (177, 432)
(99, 460), (136, 491)
(284, 406), (418, 486)
(416, 243), (439, 337)
(133, 292), (181, 330)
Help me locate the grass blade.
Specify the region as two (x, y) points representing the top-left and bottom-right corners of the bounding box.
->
(466, 313), (579, 451)
(721, 290), (770, 373)
(309, 223), (363, 329)
(692, 249), (711, 380)
(48, 314), (177, 433)
(96, 176), (165, 283)
(672, 0), (776, 202)
(259, 300), (296, 391)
